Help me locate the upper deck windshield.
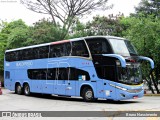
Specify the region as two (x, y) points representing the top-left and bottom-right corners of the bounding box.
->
(108, 39), (137, 56)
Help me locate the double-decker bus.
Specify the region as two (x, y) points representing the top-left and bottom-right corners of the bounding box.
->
(4, 36), (154, 101)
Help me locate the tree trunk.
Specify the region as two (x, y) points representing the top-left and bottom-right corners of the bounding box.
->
(145, 78), (155, 94)
(150, 70), (160, 94)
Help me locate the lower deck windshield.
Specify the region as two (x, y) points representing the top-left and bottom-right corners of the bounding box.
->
(117, 63), (142, 85)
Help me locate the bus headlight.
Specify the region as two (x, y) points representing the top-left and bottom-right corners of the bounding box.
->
(109, 84), (127, 91)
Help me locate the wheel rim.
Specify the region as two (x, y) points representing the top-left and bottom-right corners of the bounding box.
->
(25, 85), (29, 95)
(85, 90), (93, 99)
(17, 85), (21, 93)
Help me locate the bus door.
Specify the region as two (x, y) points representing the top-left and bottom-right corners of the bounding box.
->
(5, 70), (15, 90)
(97, 80), (105, 98)
(54, 62), (70, 95)
(104, 80), (116, 100)
(103, 65), (117, 100)
(43, 63), (57, 94)
(97, 79), (116, 99)
(65, 67), (76, 96)
(96, 65), (116, 99)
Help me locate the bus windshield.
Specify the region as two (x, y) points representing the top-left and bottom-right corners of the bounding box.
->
(117, 63), (142, 85)
(109, 39), (137, 56)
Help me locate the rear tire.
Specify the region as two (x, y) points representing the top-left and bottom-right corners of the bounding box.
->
(15, 84), (23, 95)
(24, 84), (30, 96)
(82, 87), (94, 102)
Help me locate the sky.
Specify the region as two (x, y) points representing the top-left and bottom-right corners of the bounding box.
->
(0, 0), (141, 25)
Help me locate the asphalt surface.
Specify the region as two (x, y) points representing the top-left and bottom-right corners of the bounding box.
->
(0, 89), (160, 120)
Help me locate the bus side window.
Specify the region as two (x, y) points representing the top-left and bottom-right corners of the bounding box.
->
(5, 71), (10, 79)
(9, 52), (16, 61)
(64, 42), (71, 56)
(17, 50), (23, 61)
(22, 50), (29, 60)
(49, 45), (56, 58)
(47, 68), (57, 80)
(69, 68), (90, 81)
(85, 38), (112, 54)
(33, 48), (39, 59)
(6, 52), (14, 62)
(28, 69), (47, 80)
(58, 68), (69, 80)
(50, 44), (64, 58)
(27, 49), (34, 60)
(71, 40), (89, 57)
(5, 52), (10, 61)
(95, 65), (116, 81)
(39, 46), (49, 59)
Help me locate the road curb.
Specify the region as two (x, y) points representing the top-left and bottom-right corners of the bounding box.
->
(144, 94), (160, 96)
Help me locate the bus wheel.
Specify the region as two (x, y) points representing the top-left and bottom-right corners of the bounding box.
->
(82, 87), (94, 102)
(24, 84), (30, 96)
(15, 84), (23, 95)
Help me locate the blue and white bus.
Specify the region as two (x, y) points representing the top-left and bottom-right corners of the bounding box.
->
(4, 36), (154, 101)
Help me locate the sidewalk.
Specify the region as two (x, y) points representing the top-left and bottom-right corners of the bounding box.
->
(144, 90), (160, 96)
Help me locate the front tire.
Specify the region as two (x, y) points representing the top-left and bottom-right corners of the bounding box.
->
(15, 84), (23, 95)
(24, 84), (30, 96)
(82, 87), (94, 102)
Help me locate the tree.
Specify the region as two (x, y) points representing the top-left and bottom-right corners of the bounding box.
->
(133, 0), (160, 18)
(21, 0), (111, 39)
(0, 20), (29, 75)
(3, 20), (29, 49)
(120, 16), (160, 93)
(25, 19), (64, 45)
(69, 14), (124, 38)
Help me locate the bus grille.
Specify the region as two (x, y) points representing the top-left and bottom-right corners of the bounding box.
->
(127, 89), (143, 93)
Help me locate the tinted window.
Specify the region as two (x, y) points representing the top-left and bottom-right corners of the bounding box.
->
(5, 46), (50, 62)
(38, 46), (49, 58)
(28, 69), (47, 80)
(47, 68), (57, 80)
(6, 52), (16, 61)
(23, 49), (35, 60)
(95, 65), (116, 81)
(57, 67), (90, 80)
(27, 67), (90, 81)
(33, 47), (39, 59)
(86, 38), (112, 54)
(5, 52), (10, 61)
(5, 71), (10, 79)
(65, 42), (72, 56)
(70, 68), (90, 81)
(58, 68), (70, 80)
(71, 40), (89, 57)
(17, 50), (24, 61)
(50, 42), (71, 58)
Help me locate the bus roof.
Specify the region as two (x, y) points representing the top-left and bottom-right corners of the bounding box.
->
(5, 36), (126, 52)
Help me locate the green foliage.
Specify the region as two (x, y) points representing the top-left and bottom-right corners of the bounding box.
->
(69, 20), (91, 38)
(1, 19), (27, 35)
(7, 27), (29, 49)
(133, 0), (160, 18)
(120, 15), (160, 80)
(0, 19), (64, 75)
(26, 19), (64, 45)
(69, 15), (124, 38)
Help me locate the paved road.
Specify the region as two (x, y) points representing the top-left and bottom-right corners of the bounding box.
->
(0, 89), (160, 120)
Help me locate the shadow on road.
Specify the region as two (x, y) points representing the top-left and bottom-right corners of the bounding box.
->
(10, 92), (141, 104)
